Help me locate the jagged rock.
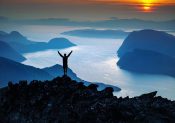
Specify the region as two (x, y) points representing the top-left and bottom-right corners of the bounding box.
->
(101, 87), (114, 98)
(8, 81), (13, 90)
(139, 91), (157, 99)
(87, 84), (98, 91)
(0, 76), (175, 123)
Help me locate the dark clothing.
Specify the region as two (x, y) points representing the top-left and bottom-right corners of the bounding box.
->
(58, 51), (72, 76)
(63, 57), (68, 68)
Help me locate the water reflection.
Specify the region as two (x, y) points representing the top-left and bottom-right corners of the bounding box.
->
(23, 37), (175, 100)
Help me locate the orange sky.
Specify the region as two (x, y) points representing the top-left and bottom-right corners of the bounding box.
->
(2, 0), (175, 4)
(94, 0), (175, 12)
(95, 0), (175, 4)
(0, 0), (175, 20)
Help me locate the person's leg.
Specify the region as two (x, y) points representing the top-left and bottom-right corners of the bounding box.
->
(65, 67), (67, 75)
(63, 67), (66, 75)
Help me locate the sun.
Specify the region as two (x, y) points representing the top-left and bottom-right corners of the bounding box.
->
(144, 6), (151, 10)
(143, 4), (152, 12)
(141, 0), (155, 12)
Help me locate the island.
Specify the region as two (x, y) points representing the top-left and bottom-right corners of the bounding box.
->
(117, 30), (175, 77)
(117, 29), (175, 57)
(117, 49), (175, 77)
(0, 31), (76, 53)
(62, 29), (129, 39)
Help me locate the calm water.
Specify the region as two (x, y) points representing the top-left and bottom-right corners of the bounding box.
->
(2, 25), (175, 100)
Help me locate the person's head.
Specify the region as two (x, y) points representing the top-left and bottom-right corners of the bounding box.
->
(64, 54), (66, 57)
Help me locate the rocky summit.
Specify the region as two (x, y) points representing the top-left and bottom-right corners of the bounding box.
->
(0, 76), (175, 123)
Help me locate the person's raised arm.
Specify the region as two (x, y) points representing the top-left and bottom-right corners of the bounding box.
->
(67, 50), (73, 57)
(58, 51), (63, 57)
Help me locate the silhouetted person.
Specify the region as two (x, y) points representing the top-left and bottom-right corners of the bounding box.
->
(58, 51), (73, 76)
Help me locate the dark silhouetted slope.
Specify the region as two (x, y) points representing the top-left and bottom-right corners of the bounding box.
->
(0, 57), (53, 87)
(42, 64), (80, 80)
(118, 30), (175, 58)
(117, 30), (175, 77)
(0, 31), (8, 35)
(0, 76), (175, 123)
(117, 49), (175, 77)
(43, 64), (121, 91)
(0, 41), (26, 62)
(0, 58), (120, 91)
(62, 29), (129, 39)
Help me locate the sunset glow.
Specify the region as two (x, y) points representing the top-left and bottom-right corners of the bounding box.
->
(141, 0), (155, 12)
(95, 0), (175, 12)
(1, 0), (175, 20)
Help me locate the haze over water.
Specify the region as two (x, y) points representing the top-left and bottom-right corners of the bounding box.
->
(6, 25), (170, 100)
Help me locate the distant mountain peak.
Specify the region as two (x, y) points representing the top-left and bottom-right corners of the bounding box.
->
(48, 38), (76, 46)
(10, 31), (26, 38)
(0, 31), (75, 53)
(0, 41), (26, 62)
(132, 29), (167, 34)
(117, 29), (175, 77)
(49, 37), (70, 43)
(62, 29), (129, 39)
(0, 31), (8, 35)
(117, 29), (175, 57)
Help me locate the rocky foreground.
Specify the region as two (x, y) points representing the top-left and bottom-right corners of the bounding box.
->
(0, 76), (175, 123)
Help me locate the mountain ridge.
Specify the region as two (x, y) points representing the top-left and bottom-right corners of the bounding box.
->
(117, 49), (175, 77)
(0, 41), (26, 62)
(118, 29), (175, 58)
(117, 29), (175, 77)
(0, 57), (120, 91)
(0, 76), (175, 123)
(0, 57), (53, 87)
(0, 31), (76, 53)
(1, 16), (175, 30)
(62, 29), (129, 39)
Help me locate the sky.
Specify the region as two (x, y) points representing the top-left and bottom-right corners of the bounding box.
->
(0, 0), (175, 21)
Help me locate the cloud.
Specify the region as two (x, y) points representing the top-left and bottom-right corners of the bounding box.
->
(1, 0), (93, 5)
(0, 0), (175, 21)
